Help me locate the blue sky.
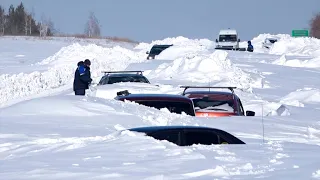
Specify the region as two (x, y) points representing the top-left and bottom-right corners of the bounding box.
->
(1, 0), (319, 42)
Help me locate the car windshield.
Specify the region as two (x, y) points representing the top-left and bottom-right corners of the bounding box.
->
(269, 39), (277, 43)
(108, 76), (149, 84)
(188, 94), (235, 112)
(149, 47), (169, 55)
(133, 100), (195, 116)
(219, 35), (237, 42)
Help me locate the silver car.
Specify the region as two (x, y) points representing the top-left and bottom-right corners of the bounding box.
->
(263, 37), (278, 49)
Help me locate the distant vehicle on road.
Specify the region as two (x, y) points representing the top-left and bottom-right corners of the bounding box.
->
(115, 90), (196, 116)
(146, 44), (173, 59)
(180, 86), (255, 117)
(215, 29), (246, 51)
(127, 125), (246, 145)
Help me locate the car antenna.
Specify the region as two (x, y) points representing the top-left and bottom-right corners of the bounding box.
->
(262, 103), (265, 144)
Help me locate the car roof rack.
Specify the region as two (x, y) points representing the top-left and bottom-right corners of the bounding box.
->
(180, 86), (237, 95)
(101, 70), (144, 75)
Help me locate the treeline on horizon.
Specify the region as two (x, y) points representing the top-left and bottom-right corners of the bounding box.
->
(0, 2), (54, 37)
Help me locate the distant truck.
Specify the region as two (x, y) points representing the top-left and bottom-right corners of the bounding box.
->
(215, 29), (246, 51)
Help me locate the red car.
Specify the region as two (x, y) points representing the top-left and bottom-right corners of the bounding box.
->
(181, 86), (255, 117)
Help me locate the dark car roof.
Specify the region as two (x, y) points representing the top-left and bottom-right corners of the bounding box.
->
(128, 125), (246, 144)
(152, 44), (173, 48)
(128, 125), (223, 133)
(116, 94), (193, 103)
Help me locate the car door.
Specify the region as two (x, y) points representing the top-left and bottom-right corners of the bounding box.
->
(147, 129), (182, 146)
(181, 129), (228, 146)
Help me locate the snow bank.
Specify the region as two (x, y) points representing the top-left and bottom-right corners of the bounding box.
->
(252, 33), (320, 55)
(155, 45), (209, 60)
(0, 35), (137, 49)
(134, 36), (214, 51)
(280, 87), (320, 107)
(0, 43), (145, 107)
(249, 33), (320, 68)
(272, 55), (320, 68)
(269, 36), (320, 57)
(249, 33), (320, 58)
(250, 34), (290, 47)
(146, 50), (263, 92)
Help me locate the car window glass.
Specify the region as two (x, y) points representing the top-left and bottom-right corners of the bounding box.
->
(134, 100), (195, 116)
(237, 99), (244, 115)
(190, 95), (235, 113)
(270, 39), (277, 43)
(108, 76), (149, 84)
(184, 130), (220, 145)
(99, 77), (108, 85)
(219, 35), (237, 42)
(149, 130), (180, 145)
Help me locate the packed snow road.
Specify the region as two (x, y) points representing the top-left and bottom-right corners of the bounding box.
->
(1, 35), (320, 179)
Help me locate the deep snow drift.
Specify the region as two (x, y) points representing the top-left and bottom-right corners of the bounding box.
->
(1, 34), (320, 179)
(0, 41), (142, 108)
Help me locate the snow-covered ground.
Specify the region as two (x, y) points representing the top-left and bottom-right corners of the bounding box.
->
(1, 34), (320, 179)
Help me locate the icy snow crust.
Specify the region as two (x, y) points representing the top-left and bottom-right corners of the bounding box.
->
(1, 34), (320, 179)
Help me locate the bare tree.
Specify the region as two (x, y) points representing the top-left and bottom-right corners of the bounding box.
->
(84, 12), (101, 38)
(47, 17), (55, 35)
(24, 13), (32, 35)
(39, 14), (48, 37)
(29, 7), (35, 35)
(310, 12), (320, 38)
(0, 6), (5, 35)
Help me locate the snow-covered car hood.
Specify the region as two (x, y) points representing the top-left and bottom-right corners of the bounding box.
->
(90, 82), (166, 99)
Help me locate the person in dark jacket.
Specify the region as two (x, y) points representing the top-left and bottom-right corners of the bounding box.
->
(247, 41), (254, 52)
(73, 59), (92, 95)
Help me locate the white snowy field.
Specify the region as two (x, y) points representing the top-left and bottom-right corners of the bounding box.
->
(1, 34), (320, 179)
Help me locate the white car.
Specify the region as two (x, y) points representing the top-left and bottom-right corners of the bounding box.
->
(215, 29), (240, 50)
(263, 37), (278, 49)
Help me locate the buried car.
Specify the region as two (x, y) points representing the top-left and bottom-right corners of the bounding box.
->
(181, 86), (255, 117)
(262, 37), (278, 49)
(146, 44), (173, 60)
(127, 126), (246, 145)
(115, 90), (196, 116)
(98, 71), (150, 85)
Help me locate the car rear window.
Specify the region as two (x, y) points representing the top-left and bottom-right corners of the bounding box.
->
(187, 94), (235, 112)
(133, 100), (195, 116)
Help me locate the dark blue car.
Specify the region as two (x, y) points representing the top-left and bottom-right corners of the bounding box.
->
(127, 126), (245, 146)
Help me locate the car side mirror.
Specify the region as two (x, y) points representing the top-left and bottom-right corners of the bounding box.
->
(246, 110), (255, 116)
(238, 39), (240, 42)
(146, 51), (149, 54)
(215, 39), (218, 43)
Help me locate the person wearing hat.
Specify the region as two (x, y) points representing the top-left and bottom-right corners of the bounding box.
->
(73, 59), (92, 95)
(247, 41), (254, 52)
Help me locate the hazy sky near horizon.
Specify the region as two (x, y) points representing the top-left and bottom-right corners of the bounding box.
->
(1, 0), (319, 42)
